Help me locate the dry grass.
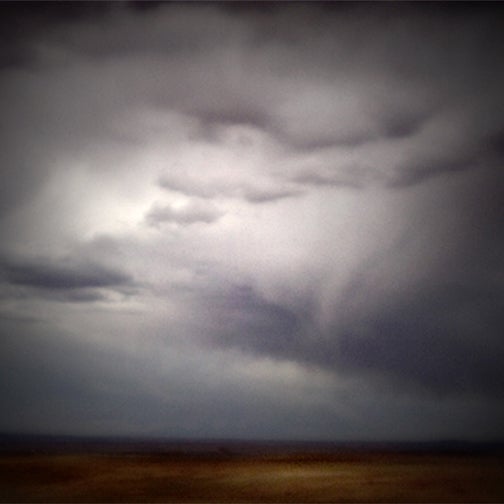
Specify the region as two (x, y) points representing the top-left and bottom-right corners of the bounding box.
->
(1, 451), (503, 502)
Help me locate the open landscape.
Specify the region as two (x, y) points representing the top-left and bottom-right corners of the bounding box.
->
(2, 3), (504, 503)
(1, 438), (503, 503)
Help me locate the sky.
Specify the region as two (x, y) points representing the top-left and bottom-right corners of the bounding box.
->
(1, 1), (504, 442)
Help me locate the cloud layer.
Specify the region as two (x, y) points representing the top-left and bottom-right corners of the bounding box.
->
(1, 2), (503, 441)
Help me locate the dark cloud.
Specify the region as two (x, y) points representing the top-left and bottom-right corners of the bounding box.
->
(196, 283), (332, 373)
(388, 156), (475, 189)
(0, 1), (115, 69)
(204, 285), (306, 356)
(241, 186), (304, 204)
(269, 99), (434, 153)
(335, 167), (504, 396)
(380, 113), (427, 141)
(291, 165), (380, 190)
(205, 279), (504, 400)
(197, 109), (270, 133)
(203, 166), (504, 399)
(275, 129), (376, 153)
(0, 255), (134, 302)
(487, 129), (504, 160)
(336, 283), (504, 397)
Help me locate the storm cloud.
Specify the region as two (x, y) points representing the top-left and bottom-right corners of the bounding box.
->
(1, 1), (504, 441)
(1, 256), (131, 290)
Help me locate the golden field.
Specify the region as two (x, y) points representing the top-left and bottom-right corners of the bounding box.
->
(1, 451), (503, 502)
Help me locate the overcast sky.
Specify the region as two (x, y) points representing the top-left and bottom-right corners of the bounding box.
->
(1, 2), (504, 442)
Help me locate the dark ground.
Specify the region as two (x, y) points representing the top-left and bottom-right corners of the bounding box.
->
(1, 436), (503, 502)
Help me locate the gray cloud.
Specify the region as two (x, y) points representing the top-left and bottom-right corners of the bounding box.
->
(202, 166), (504, 399)
(0, 255), (134, 304)
(336, 283), (504, 397)
(158, 174), (302, 205)
(203, 279), (504, 399)
(3, 1), (500, 194)
(2, 259), (128, 290)
(203, 284), (306, 354)
(0, 0), (501, 235)
(158, 174), (227, 200)
(241, 186), (303, 204)
(0, 2), (114, 70)
(1, 2), (504, 441)
(387, 158), (473, 188)
(291, 165), (381, 190)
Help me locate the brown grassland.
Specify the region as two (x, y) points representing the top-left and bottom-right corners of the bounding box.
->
(1, 451), (503, 502)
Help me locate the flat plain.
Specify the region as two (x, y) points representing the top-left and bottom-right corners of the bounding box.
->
(1, 449), (503, 502)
